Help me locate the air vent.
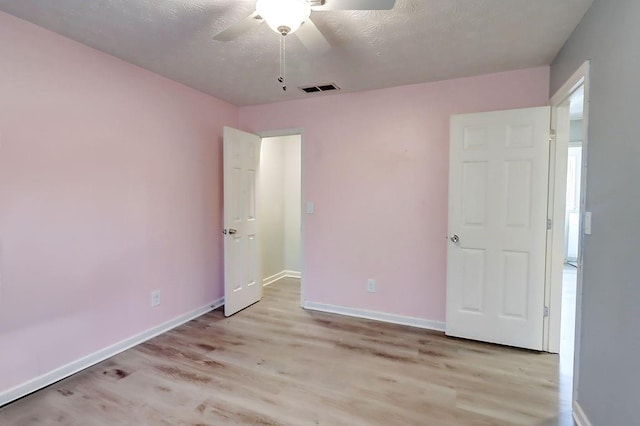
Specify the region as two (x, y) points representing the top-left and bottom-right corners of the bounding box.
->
(300, 83), (340, 93)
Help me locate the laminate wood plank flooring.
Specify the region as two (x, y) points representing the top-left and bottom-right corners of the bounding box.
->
(0, 278), (573, 425)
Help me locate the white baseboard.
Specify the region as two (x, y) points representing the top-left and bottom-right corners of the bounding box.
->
(0, 297), (224, 407)
(303, 301), (445, 332)
(573, 401), (592, 426)
(263, 271), (287, 286)
(263, 270), (301, 286)
(284, 270), (301, 279)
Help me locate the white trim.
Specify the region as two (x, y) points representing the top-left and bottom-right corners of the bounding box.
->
(550, 61), (590, 106)
(256, 127), (305, 139)
(573, 401), (593, 426)
(299, 131), (306, 309)
(303, 301), (445, 332)
(0, 297), (224, 407)
(284, 270), (301, 279)
(263, 270), (301, 286)
(263, 271), (288, 286)
(544, 101), (570, 353)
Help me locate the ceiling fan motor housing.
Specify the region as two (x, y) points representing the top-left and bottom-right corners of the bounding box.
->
(256, 0), (311, 35)
(277, 26), (292, 36)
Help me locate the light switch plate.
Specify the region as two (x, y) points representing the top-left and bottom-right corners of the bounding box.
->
(584, 211), (592, 235)
(306, 202), (315, 214)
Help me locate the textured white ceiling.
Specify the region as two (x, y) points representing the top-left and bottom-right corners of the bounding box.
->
(0, 0), (593, 106)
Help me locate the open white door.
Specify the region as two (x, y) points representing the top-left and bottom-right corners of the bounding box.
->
(223, 127), (262, 317)
(446, 107), (551, 350)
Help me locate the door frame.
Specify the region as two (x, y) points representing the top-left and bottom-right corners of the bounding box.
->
(256, 127), (306, 307)
(544, 61), (590, 395)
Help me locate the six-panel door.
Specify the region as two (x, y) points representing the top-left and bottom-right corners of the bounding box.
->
(446, 107), (551, 350)
(224, 127), (262, 317)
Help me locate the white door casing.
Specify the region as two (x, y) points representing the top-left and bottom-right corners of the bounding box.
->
(223, 127), (262, 317)
(446, 107), (551, 350)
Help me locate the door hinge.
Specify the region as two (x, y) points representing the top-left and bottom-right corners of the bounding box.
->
(544, 306), (549, 317)
(547, 218), (552, 230)
(549, 129), (556, 142)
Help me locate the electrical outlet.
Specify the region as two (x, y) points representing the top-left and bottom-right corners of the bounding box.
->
(367, 279), (376, 293)
(306, 201), (315, 214)
(151, 290), (161, 307)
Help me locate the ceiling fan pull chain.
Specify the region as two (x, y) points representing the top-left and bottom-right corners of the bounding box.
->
(277, 35), (284, 90)
(278, 35), (283, 83)
(277, 35), (287, 91)
(282, 35), (287, 91)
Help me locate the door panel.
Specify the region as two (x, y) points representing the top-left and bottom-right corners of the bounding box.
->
(224, 127), (262, 317)
(500, 250), (529, 318)
(460, 248), (486, 312)
(447, 107), (550, 350)
(462, 162), (488, 226)
(504, 160), (533, 227)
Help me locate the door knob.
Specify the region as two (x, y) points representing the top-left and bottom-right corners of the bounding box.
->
(450, 234), (460, 243)
(228, 228), (237, 235)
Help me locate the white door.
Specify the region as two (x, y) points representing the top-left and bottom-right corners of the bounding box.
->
(223, 127), (262, 317)
(446, 107), (551, 350)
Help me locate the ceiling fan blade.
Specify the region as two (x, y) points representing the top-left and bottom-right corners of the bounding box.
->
(295, 18), (331, 54)
(310, 0), (396, 11)
(213, 11), (263, 41)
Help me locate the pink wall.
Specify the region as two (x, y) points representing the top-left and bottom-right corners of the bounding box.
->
(0, 12), (237, 392)
(0, 7), (550, 399)
(239, 67), (550, 322)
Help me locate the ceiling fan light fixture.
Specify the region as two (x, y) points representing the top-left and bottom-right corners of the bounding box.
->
(256, 0), (311, 35)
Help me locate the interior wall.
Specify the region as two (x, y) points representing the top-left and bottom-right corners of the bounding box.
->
(570, 119), (584, 142)
(259, 138), (285, 279)
(259, 135), (301, 281)
(283, 136), (302, 273)
(0, 12), (237, 394)
(239, 67), (549, 322)
(564, 146), (582, 262)
(550, 0), (640, 424)
(565, 119), (583, 262)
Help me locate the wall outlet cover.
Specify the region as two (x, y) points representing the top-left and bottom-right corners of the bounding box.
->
(367, 279), (376, 293)
(306, 201), (315, 214)
(151, 290), (161, 307)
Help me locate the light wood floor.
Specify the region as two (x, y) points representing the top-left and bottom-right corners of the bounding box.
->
(0, 278), (573, 425)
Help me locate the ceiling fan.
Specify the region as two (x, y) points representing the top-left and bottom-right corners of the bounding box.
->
(213, 0), (397, 54)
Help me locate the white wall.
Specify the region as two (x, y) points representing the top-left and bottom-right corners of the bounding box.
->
(259, 138), (285, 280)
(259, 135), (301, 281)
(565, 120), (582, 261)
(283, 136), (302, 272)
(565, 146), (582, 261)
(570, 119), (583, 143)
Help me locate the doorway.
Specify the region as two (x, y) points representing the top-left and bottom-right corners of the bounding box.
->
(565, 86), (584, 268)
(258, 134), (302, 290)
(558, 85), (584, 403)
(547, 61), (590, 420)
